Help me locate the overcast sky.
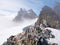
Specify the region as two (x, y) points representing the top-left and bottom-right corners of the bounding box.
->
(0, 0), (60, 15)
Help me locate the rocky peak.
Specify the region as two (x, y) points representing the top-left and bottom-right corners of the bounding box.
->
(35, 6), (60, 29)
(28, 9), (33, 13)
(28, 9), (36, 15)
(53, 2), (60, 18)
(40, 6), (57, 16)
(42, 6), (52, 12)
(28, 9), (37, 18)
(13, 8), (37, 22)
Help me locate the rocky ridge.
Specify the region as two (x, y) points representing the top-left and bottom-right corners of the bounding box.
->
(53, 2), (60, 21)
(35, 6), (60, 29)
(3, 20), (57, 45)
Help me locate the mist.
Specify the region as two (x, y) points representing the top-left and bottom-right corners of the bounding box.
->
(0, 10), (37, 45)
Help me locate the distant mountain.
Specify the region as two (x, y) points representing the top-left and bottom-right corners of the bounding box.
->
(35, 6), (60, 29)
(13, 8), (37, 22)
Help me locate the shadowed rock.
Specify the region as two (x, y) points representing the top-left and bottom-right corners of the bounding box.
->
(35, 6), (60, 29)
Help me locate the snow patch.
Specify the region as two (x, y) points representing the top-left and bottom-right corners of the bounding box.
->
(45, 27), (60, 45)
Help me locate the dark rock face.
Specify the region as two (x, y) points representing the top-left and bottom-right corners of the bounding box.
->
(28, 9), (37, 19)
(13, 8), (37, 22)
(35, 6), (60, 29)
(53, 2), (60, 17)
(3, 40), (17, 45)
(3, 36), (17, 45)
(37, 37), (48, 45)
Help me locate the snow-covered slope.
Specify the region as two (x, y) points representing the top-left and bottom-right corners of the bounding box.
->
(45, 27), (60, 45)
(0, 14), (37, 45)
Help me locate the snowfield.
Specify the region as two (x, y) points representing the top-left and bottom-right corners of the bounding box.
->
(0, 14), (37, 45)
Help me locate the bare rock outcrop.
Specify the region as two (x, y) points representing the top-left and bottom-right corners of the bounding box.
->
(35, 6), (60, 29)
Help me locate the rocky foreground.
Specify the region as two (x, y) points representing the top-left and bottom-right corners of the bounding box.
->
(3, 6), (60, 45)
(3, 19), (58, 45)
(3, 23), (58, 45)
